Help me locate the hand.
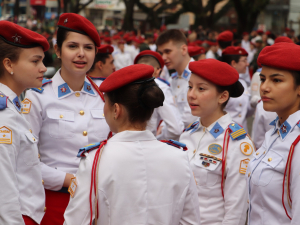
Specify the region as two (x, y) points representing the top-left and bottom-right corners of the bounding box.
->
(63, 173), (75, 187)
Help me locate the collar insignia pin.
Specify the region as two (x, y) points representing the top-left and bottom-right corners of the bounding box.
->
(61, 87), (67, 93)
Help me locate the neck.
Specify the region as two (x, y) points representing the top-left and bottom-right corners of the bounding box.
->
(60, 67), (85, 92)
(0, 74), (23, 96)
(277, 105), (300, 125)
(88, 70), (104, 78)
(200, 109), (225, 128)
(176, 56), (191, 76)
(116, 120), (147, 133)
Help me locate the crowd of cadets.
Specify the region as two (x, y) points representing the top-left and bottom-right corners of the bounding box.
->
(1, 12), (300, 225)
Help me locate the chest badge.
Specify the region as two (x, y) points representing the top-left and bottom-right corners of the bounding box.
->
(199, 153), (222, 169)
(239, 158), (250, 174)
(0, 126), (12, 144)
(208, 143), (222, 155)
(240, 142), (253, 156)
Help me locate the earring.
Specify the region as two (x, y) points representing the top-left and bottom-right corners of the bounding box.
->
(10, 71), (13, 75)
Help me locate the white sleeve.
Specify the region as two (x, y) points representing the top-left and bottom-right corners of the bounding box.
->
(291, 143), (300, 224)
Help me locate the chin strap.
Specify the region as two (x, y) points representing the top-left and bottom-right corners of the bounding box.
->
(86, 75), (105, 102)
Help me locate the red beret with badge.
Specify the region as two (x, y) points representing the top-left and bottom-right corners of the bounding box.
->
(189, 59), (244, 97)
(274, 36), (293, 44)
(134, 50), (164, 68)
(57, 13), (100, 47)
(97, 44), (114, 54)
(222, 46), (248, 56)
(258, 42), (300, 71)
(0, 21), (49, 51)
(188, 46), (205, 57)
(217, 31), (233, 42)
(99, 64), (154, 92)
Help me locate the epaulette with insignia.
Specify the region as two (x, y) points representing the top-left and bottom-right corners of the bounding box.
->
(0, 94), (8, 110)
(228, 123), (247, 140)
(171, 72), (178, 79)
(160, 139), (188, 151)
(77, 141), (101, 158)
(31, 78), (52, 93)
(184, 121), (199, 132)
(157, 77), (170, 86)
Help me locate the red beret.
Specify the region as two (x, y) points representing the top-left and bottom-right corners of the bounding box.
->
(258, 42), (300, 71)
(188, 46), (205, 57)
(222, 46), (248, 56)
(188, 42), (197, 46)
(117, 40), (125, 44)
(265, 31), (271, 36)
(97, 44), (114, 54)
(112, 35), (121, 40)
(195, 40), (203, 45)
(274, 36), (293, 44)
(0, 21), (49, 51)
(134, 50), (165, 68)
(257, 29), (264, 35)
(217, 31), (233, 42)
(99, 64), (154, 92)
(57, 13), (100, 47)
(242, 32), (249, 36)
(103, 37), (111, 44)
(189, 59), (244, 97)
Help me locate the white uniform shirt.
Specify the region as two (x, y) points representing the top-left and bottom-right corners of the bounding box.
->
(114, 51), (133, 70)
(146, 78), (184, 140)
(241, 40), (251, 53)
(206, 50), (216, 59)
(247, 111), (300, 225)
(0, 83), (45, 224)
(23, 70), (110, 191)
(251, 101), (277, 149)
(64, 130), (201, 225)
(124, 44), (139, 62)
(88, 76), (105, 88)
(180, 113), (254, 225)
(170, 58), (198, 127)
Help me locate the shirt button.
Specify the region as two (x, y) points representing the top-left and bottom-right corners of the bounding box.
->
(239, 114), (242, 117)
(203, 128), (206, 132)
(42, 180), (44, 185)
(193, 149), (196, 154)
(29, 129), (32, 133)
(60, 115), (64, 119)
(268, 158), (272, 162)
(177, 85), (180, 88)
(247, 199), (249, 203)
(256, 152), (259, 155)
(239, 104), (242, 106)
(32, 138), (36, 141)
(44, 207), (47, 212)
(83, 131), (88, 136)
(79, 110), (84, 115)
(248, 172), (251, 177)
(75, 92), (80, 97)
(38, 154), (40, 158)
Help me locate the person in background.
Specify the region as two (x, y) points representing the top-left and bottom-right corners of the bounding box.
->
(114, 40), (132, 70)
(241, 32), (251, 53)
(216, 30), (233, 58)
(188, 46), (206, 61)
(205, 41), (218, 59)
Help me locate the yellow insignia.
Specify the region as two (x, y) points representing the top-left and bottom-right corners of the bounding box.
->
(239, 158), (250, 174)
(21, 98), (32, 114)
(240, 142), (253, 156)
(68, 177), (77, 198)
(208, 144), (222, 155)
(0, 126), (12, 144)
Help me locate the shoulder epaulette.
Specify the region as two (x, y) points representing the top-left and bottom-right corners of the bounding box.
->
(31, 78), (52, 93)
(160, 139), (188, 151)
(77, 141), (101, 158)
(157, 77), (170, 86)
(184, 121), (199, 132)
(228, 123), (247, 140)
(0, 94), (8, 110)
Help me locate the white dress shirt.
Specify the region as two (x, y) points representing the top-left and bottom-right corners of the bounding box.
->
(114, 51), (133, 70)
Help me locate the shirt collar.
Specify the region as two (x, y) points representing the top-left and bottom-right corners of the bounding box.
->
(108, 130), (157, 142)
(0, 83), (21, 112)
(52, 69), (96, 99)
(171, 58), (194, 80)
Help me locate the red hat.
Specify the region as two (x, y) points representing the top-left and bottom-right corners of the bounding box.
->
(217, 31), (233, 42)
(112, 35), (121, 40)
(103, 37), (111, 44)
(189, 59), (244, 97)
(99, 64), (154, 92)
(285, 28), (290, 32)
(257, 29), (264, 35)
(265, 31), (271, 36)
(117, 40), (125, 44)
(188, 46), (205, 57)
(274, 36), (293, 44)
(258, 42), (300, 71)
(188, 42), (197, 46)
(97, 44), (114, 54)
(134, 50), (164, 68)
(0, 21), (49, 51)
(195, 40), (203, 46)
(222, 46), (248, 56)
(242, 32), (249, 36)
(57, 13), (100, 47)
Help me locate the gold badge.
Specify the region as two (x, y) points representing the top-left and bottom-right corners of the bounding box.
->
(239, 158), (250, 174)
(68, 177), (77, 198)
(0, 126), (12, 144)
(208, 144), (222, 155)
(21, 98), (32, 114)
(240, 142), (253, 156)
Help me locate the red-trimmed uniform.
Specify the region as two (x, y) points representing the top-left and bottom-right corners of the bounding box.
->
(23, 13), (110, 225)
(247, 43), (300, 224)
(179, 59), (254, 225)
(0, 21), (49, 225)
(64, 64), (201, 225)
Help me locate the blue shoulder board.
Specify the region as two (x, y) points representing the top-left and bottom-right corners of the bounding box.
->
(157, 77), (170, 86)
(161, 139), (187, 151)
(229, 123), (247, 140)
(77, 142), (101, 158)
(31, 78), (52, 93)
(184, 121), (199, 132)
(0, 94), (8, 110)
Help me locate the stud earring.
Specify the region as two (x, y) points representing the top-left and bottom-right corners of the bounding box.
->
(10, 71), (13, 75)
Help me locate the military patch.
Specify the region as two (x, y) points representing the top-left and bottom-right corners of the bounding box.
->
(240, 142), (253, 156)
(21, 98), (32, 114)
(239, 158), (250, 174)
(68, 177), (77, 198)
(208, 143), (222, 155)
(0, 126), (12, 144)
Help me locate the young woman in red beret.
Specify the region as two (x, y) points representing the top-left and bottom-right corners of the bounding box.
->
(179, 59), (255, 225)
(23, 13), (110, 225)
(64, 64), (201, 225)
(246, 42), (300, 224)
(0, 21), (49, 225)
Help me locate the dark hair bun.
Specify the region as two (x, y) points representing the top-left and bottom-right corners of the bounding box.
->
(140, 82), (165, 109)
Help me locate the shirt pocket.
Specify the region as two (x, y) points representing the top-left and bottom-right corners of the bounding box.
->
(251, 151), (283, 187)
(22, 131), (39, 166)
(46, 109), (75, 139)
(89, 109), (108, 140)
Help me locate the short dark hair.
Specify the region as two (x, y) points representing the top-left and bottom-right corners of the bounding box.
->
(218, 40), (232, 50)
(290, 70), (300, 89)
(156, 29), (187, 46)
(89, 53), (111, 72)
(136, 56), (160, 68)
(106, 81), (165, 124)
(0, 39), (22, 76)
(221, 54), (241, 66)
